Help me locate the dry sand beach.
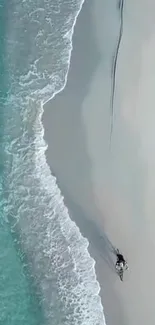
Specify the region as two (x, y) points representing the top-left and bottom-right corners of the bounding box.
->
(43, 0), (155, 324)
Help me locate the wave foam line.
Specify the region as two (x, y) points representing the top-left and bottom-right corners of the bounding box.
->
(37, 0), (107, 323)
(32, 94), (107, 324)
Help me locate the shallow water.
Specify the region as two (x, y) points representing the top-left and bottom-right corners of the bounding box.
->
(0, 218), (43, 324)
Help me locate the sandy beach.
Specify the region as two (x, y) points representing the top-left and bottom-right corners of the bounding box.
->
(43, 0), (155, 324)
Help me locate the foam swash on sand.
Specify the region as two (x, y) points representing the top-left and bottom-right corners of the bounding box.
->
(1, 0), (106, 324)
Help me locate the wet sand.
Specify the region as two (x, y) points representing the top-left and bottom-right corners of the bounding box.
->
(43, 0), (155, 324)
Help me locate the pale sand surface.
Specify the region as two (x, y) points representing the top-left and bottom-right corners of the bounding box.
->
(43, 0), (155, 324)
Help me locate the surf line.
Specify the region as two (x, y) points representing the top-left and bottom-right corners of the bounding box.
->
(109, 0), (124, 149)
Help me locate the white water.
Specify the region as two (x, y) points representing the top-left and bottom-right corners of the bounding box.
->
(3, 0), (107, 324)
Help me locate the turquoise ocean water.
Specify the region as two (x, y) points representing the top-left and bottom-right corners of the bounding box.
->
(0, 1), (106, 324)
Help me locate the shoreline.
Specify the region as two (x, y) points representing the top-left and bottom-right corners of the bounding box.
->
(43, 0), (124, 324)
(43, 0), (155, 324)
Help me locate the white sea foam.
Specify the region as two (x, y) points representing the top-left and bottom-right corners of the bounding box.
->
(3, 0), (107, 324)
(32, 101), (106, 324)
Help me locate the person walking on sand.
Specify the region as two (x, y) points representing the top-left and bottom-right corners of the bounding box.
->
(115, 249), (128, 271)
